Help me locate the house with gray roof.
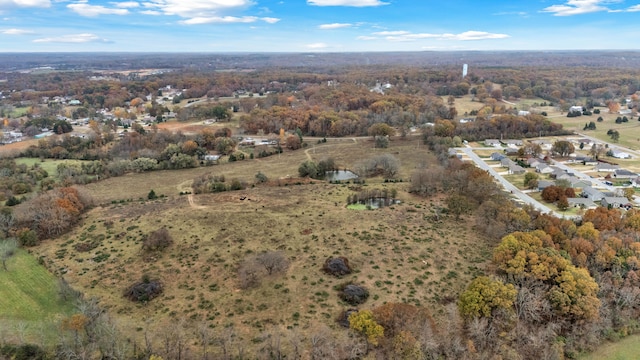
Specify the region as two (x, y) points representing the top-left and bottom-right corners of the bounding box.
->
(595, 163), (620, 172)
(501, 158), (513, 168)
(538, 180), (555, 192)
(485, 139), (501, 147)
(613, 169), (637, 179)
(536, 163), (554, 174)
(490, 152), (506, 161)
(568, 198), (597, 209)
(601, 197), (633, 210)
(581, 186), (606, 201)
(568, 177), (592, 189)
(508, 163), (525, 175)
(502, 139), (524, 147)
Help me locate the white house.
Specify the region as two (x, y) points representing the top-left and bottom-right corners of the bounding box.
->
(610, 149), (631, 159)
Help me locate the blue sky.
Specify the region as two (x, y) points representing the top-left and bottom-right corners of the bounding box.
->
(0, 0), (639, 52)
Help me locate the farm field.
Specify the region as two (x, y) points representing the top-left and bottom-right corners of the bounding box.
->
(580, 335), (640, 360)
(0, 249), (75, 344)
(27, 136), (493, 356)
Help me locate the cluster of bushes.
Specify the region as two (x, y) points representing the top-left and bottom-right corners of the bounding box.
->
(346, 188), (398, 206)
(11, 186), (93, 244)
(142, 228), (173, 253)
(298, 158), (337, 179)
(0, 159), (48, 202)
(124, 275), (163, 302)
(353, 154), (400, 179)
(191, 173), (247, 194)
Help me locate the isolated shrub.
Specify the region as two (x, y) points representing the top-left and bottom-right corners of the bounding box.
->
(124, 275), (163, 302)
(5, 196), (21, 206)
(143, 228), (173, 252)
(238, 251), (289, 289)
(0, 343), (48, 360)
(238, 257), (262, 289)
(339, 283), (369, 305)
(147, 189), (157, 200)
(323, 256), (352, 277)
(16, 228), (38, 247)
(298, 160), (320, 178)
(256, 251), (289, 275)
(337, 308), (359, 328)
(255, 171), (268, 183)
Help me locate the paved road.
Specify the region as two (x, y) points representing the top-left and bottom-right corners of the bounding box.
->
(456, 147), (580, 220)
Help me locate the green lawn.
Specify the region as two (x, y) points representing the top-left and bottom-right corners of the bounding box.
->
(0, 249), (74, 343)
(580, 335), (640, 360)
(14, 158), (87, 177)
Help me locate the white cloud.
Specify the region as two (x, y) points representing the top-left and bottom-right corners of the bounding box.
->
(111, 1), (139, 8)
(372, 30), (410, 36)
(0, 0), (50, 10)
(362, 30), (510, 42)
(2, 28), (34, 34)
(542, 0), (613, 16)
(493, 11), (528, 17)
(33, 33), (110, 43)
(141, 0), (253, 18)
(181, 15), (278, 25)
(306, 42), (328, 49)
(139, 9), (161, 15)
(319, 22), (352, 29)
(308, 0), (387, 6)
(444, 31), (510, 41)
(628, 4), (640, 11)
(68, 2), (129, 16)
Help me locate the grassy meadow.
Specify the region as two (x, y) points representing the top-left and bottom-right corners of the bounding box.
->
(27, 136), (493, 354)
(0, 249), (75, 344)
(580, 335), (640, 360)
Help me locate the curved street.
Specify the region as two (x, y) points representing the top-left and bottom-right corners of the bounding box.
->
(456, 147), (580, 220)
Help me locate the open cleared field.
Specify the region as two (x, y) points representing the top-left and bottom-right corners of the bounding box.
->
(580, 335), (640, 360)
(28, 136), (493, 355)
(14, 158), (87, 176)
(0, 249), (75, 344)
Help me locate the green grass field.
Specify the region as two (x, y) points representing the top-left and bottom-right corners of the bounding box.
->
(14, 158), (87, 177)
(0, 249), (75, 344)
(580, 335), (640, 360)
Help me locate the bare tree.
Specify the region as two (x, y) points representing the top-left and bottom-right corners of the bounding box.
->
(256, 251), (289, 275)
(0, 238), (17, 271)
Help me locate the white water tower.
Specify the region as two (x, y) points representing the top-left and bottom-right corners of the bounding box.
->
(462, 64), (468, 78)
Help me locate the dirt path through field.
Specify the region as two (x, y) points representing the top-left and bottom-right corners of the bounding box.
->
(177, 180), (207, 209)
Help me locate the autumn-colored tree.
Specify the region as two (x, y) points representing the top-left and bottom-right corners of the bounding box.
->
(62, 313), (89, 352)
(582, 207), (622, 231)
(458, 276), (517, 319)
(285, 134), (302, 150)
(446, 193), (474, 219)
(178, 140), (197, 156)
(349, 310), (384, 347)
(623, 188), (635, 201)
(547, 265), (600, 321)
(607, 100), (620, 114)
(368, 123), (395, 138)
(557, 196), (569, 211)
(551, 140), (575, 157)
(541, 185), (562, 203)
(372, 302), (436, 339)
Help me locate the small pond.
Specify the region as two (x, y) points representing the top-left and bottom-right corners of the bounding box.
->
(325, 170), (359, 181)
